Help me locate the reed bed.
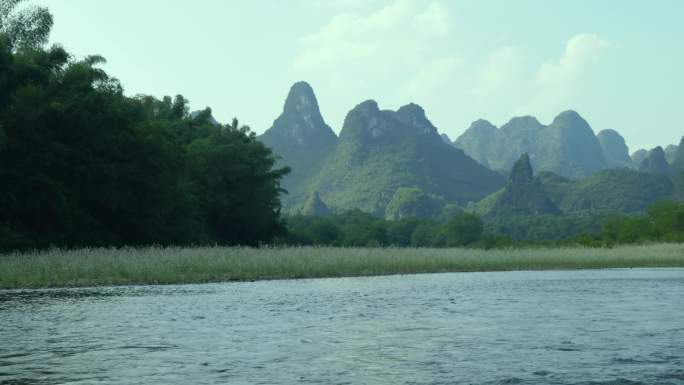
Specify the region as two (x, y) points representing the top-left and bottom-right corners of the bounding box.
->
(1, 244), (683, 288)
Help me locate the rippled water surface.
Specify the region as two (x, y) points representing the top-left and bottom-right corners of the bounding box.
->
(1, 269), (684, 385)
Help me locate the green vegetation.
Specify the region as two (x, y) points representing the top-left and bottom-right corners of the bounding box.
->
(0, 1), (288, 251)
(538, 168), (674, 213)
(285, 210), (494, 248)
(1, 243), (683, 289)
(469, 153), (679, 240)
(384, 187), (445, 220)
(286, 200), (684, 246)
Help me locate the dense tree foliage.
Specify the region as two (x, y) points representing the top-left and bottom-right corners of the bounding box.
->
(0, 14), (288, 250)
(284, 200), (684, 248)
(285, 210), (493, 248)
(0, 0), (53, 50)
(599, 201), (684, 244)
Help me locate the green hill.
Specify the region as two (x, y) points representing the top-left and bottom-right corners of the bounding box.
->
(308, 101), (505, 215)
(476, 164), (674, 216)
(470, 157), (674, 240)
(538, 168), (674, 213)
(490, 154), (560, 216)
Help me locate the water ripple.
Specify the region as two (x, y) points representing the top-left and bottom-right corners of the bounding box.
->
(0, 269), (683, 384)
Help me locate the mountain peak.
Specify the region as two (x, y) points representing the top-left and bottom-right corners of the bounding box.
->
(639, 146), (673, 176)
(552, 110), (586, 126)
(283, 81), (318, 114)
(453, 119), (499, 169)
(501, 116), (543, 133)
(510, 153), (534, 184)
(354, 99), (380, 114)
(598, 128), (621, 137)
(261, 81), (335, 146)
(597, 129), (632, 168)
(394, 103), (437, 135)
(258, 82), (338, 208)
(396, 102), (425, 117)
(493, 153), (560, 215)
(469, 119), (497, 131)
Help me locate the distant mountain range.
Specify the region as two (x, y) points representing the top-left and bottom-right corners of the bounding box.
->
(472, 153), (674, 217)
(257, 81), (683, 217)
(452, 113), (632, 178)
(259, 82), (504, 215)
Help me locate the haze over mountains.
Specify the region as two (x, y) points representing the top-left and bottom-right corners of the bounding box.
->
(257, 81), (683, 218)
(259, 82), (504, 215)
(452, 112), (628, 178)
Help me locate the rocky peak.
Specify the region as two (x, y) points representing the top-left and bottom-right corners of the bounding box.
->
(283, 81), (319, 116)
(394, 103), (437, 136)
(597, 129), (632, 167)
(339, 100), (385, 140)
(353, 100), (380, 116)
(501, 116), (543, 132)
(510, 153), (534, 184)
(453, 119), (499, 169)
(639, 146), (673, 176)
(549, 110), (600, 136)
(552, 110), (584, 124)
(494, 153), (560, 215)
(260, 81), (336, 148)
(468, 119), (498, 133)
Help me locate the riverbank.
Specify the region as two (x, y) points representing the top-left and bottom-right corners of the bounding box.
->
(1, 244), (683, 288)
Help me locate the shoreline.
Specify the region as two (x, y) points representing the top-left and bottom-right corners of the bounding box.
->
(1, 266), (683, 291)
(1, 244), (683, 289)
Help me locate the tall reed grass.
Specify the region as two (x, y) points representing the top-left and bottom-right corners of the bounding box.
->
(1, 244), (683, 288)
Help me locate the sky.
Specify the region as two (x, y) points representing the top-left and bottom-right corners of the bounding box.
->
(31, 0), (684, 151)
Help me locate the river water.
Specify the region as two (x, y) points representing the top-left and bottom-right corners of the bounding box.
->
(1, 269), (683, 385)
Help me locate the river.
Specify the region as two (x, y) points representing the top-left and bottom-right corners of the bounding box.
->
(1, 269), (683, 384)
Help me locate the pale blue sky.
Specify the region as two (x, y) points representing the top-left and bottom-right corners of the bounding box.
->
(32, 0), (684, 151)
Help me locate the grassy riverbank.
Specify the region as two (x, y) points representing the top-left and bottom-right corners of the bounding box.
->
(1, 244), (683, 288)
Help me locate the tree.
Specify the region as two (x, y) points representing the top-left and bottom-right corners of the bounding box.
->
(0, 16), (291, 250)
(0, 0), (53, 50)
(442, 213), (484, 247)
(187, 119), (290, 246)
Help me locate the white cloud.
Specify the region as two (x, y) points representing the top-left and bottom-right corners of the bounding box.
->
(292, 0), (610, 136)
(471, 46), (525, 99)
(537, 33), (611, 86)
(294, 0), (452, 80)
(518, 33), (611, 117)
